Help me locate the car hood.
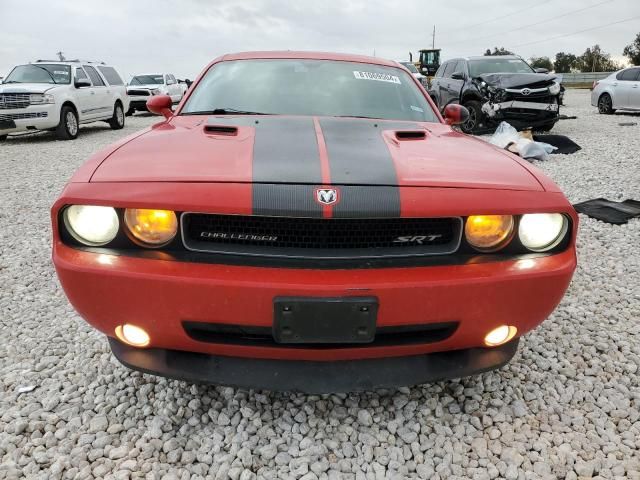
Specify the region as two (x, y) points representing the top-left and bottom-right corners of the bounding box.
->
(127, 84), (162, 90)
(0, 83), (60, 94)
(476, 73), (558, 88)
(91, 115), (543, 191)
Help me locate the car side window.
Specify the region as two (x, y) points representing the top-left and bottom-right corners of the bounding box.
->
(434, 64), (444, 78)
(452, 61), (464, 76)
(97, 66), (124, 86)
(83, 65), (105, 86)
(166, 74), (175, 85)
(629, 68), (640, 81)
(442, 62), (455, 78)
(617, 68), (639, 81)
(75, 67), (89, 81)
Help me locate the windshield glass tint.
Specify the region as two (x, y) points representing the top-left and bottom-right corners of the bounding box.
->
(468, 58), (534, 77)
(401, 62), (419, 74)
(182, 59), (437, 122)
(131, 75), (164, 85)
(4, 64), (71, 84)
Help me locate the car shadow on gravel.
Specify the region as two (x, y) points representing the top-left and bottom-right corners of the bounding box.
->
(3, 124), (123, 145)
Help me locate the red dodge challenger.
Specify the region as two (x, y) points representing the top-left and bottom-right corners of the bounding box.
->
(52, 52), (577, 392)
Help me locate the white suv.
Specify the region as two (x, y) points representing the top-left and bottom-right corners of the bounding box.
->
(126, 73), (186, 115)
(0, 60), (129, 140)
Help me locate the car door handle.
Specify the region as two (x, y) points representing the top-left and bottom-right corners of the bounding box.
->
(90, 91), (95, 95)
(633, 85), (638, 88)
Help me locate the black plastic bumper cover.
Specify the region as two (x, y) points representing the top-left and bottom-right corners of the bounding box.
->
(108, 337), (520, 393)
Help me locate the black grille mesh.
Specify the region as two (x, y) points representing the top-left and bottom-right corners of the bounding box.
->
(183, 214), (457, 250)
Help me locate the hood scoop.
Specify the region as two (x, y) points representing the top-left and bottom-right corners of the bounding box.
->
(204, 125), (238, 136)
(395, 130), (427, 140)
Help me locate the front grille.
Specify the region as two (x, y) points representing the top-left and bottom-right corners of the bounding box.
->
(0, 112), (47, 121)
(181, 213), (462, 259)
(183, 321), (458, 349)
(506, 93), (555, 104)
(0, 93), (31, 109)
(127, 89), (150, 96)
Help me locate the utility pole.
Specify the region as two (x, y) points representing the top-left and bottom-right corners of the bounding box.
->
(432, 25), (436, 49)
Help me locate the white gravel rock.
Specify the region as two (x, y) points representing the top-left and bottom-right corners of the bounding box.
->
(1, 91), (639, 478)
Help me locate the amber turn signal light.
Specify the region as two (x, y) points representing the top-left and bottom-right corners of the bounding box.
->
(124, 209), (178, 247)
(465, 215), (514, 251)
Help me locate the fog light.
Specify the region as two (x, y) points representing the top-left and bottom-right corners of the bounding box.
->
(115, 324), (150, 347)
(484, 325), (517, 347)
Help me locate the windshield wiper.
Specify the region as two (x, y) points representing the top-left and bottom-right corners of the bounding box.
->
(182, 108), (273, 116)
(333, 115), (382, 120)
(31, 65), (58, 84)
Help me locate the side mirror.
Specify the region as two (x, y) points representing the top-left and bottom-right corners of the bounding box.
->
(534, 68), (549, 74)
(451, 71), (466, 80)
(443, 104), (470, 126)
(75, 79), (91, 88)
(147, 94), (173, 119)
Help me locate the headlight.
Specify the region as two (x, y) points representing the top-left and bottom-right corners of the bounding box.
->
(63, 205), (119, 246)
(549, 82), (561, 95)
(465, 215), (514, 251)
(519, 213), (567, 252)
(151, 89), (161, 95)
(124, 209), (178, 247)
(29, 93), (54, 105)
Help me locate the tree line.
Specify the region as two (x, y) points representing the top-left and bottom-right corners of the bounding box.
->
(483, 32), (640, 73)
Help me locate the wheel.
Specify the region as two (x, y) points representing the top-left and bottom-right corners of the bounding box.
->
(460, 100), (484, 134)
(108, 103), (125, 130)
(597, 93), (615, 114)
(55, 106), (79, 140)
(125, 107), (135, 117)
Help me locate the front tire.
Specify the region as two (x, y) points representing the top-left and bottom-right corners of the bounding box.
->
(125, 107), (135, 117)
(460, 100), (484, 134)
(597, 93), (615, 114)
(55, 106), (79, 140)
(109, 102), (125, 130)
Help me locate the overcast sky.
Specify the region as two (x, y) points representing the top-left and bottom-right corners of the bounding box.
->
(1, 0), (638, 79)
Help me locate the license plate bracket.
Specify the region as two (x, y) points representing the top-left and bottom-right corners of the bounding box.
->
(273, 297), (378, 344)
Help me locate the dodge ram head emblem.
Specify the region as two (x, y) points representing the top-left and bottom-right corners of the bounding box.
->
(521, 88), (531, 96)
(315, 188), (339, 205)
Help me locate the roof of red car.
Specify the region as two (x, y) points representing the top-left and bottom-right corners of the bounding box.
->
(216, 51), (400, 68)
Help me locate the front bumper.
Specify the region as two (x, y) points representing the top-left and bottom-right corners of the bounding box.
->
(109, 336), (520, 393)
(54, 240), (576, 362)
(127, 96), (150, 110)
(0, 103), (59, 133)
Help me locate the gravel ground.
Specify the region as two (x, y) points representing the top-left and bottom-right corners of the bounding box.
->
(1, 91), (639, 480)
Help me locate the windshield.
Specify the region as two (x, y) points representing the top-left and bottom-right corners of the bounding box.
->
(468, 58), (534, 77)
(401, 62), (419, 74)
(4, 64), (71, 84)
(130, 75), (164, 85)
(181, 59), (437, 122)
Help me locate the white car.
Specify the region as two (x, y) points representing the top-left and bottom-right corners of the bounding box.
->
(0, 60), (129, 140)
(126, 73), (185, 115)
(592, 66), (640, 114)
(399, 61), (428, 87)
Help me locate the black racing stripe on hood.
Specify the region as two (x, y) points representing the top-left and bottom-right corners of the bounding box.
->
(318, 118), (418, 185)
(253, 184), (322, 217)
(205, 117), (323, 217)
(332, 186), (400, 218)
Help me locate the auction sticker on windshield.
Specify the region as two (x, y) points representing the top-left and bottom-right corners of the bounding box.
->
(353, 71), (401, 84)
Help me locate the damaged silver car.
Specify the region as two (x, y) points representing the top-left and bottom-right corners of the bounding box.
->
(430, 55), (561, 134)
